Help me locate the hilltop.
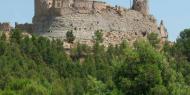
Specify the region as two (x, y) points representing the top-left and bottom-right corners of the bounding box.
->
(12, 0), (168, 46)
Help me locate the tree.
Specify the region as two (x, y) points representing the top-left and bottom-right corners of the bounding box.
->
(114, 40), (164, 95)
(1, 28), (190, 95)
(176, 28), (190, 61)
(11, 29), (22, 44)
(66, 30), (75, 44)
(147, 32), (160, 48)
(150, 85), (168, 95)
(93, 30), (103, 43)
(85, 76), (106, 95)
(0, 32), (6, 41)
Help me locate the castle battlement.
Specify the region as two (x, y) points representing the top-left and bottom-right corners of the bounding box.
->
(34, 0), (108, 17)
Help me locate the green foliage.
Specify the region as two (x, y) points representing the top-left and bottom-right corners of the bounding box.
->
(147, 32), (160, 48)
(176, 28), (190, 61)
(66, 30), (75, 43)
(93, 30), (103, 43)
(85, 76), (106, 95)
(0, 32), (6, 41)
(0, 29), (190, 95)
(11, 29), (22, 44)
(150, 85), (168, 95)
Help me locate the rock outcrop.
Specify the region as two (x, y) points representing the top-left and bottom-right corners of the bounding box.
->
(32, 0), (167, 46)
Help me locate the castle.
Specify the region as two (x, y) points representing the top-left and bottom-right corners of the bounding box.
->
(14, 0), (168, 46)
(33, 0), (149, 17)
(34, 0), (107, 17)
(0, 23), (12, 32)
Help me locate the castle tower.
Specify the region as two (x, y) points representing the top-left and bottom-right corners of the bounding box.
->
(132, 0), (149, 15)
(34, 0), (53, 17)
(53, 0), (62, 8)
(34, 0), (42, 16)
(159, 20), (168, 41)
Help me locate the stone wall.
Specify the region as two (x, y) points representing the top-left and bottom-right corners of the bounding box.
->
(93, 1), (107, 12)
(32, 0), (167, 46)
(132, 0), (149, 15)
(15, 23), (34, 33)
(159, 20), (168, 42)
(73, 1), (93, 14)
(0, 23), (12, 32)
(33, 8), (159, 45)
(34, 0), (52, 17)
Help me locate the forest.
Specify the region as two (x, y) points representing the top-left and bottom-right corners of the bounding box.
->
(0, 28), (190, 95)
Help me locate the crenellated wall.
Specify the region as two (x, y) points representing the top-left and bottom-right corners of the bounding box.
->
(34, 0), (108, 17)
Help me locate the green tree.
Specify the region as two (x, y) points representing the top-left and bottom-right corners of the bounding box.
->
(176, 28), (190, 61)
(147, 32), (160, 48)
(150, 85), (168, 95)
(66, 30), (75, 44)
(0, 32), (6, 41)
(93, 30), (103, 43)
(11, 29), (22, 44)
(85, 76), (106, 95)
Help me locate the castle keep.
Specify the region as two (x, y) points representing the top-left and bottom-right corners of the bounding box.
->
(132, 0), (149, 15)
(34, 0), (107, 17)
(31, 0), (168, 46)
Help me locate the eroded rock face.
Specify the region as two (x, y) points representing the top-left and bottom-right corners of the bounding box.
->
(33, 0), (163, 46)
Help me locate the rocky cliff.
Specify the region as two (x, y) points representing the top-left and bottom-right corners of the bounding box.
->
(32, 0), (167, 46)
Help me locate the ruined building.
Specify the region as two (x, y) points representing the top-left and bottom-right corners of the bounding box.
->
(15, 23), (34, 33)
(132, 0), (149, 15)
(32, 0), (168, 46)
(0, 23), (12, 32)
(159, 20), (168, 42)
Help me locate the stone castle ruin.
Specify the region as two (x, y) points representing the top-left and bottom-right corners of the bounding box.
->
(28, 0), (167, 46)
(0, 23), (12, 32)
(132, 0), (149, 15)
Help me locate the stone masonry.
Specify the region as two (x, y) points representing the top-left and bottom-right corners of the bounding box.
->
(132, 0), (149, 16)
(0, 23), (12, 32)
(32, 0), (168, 46)
(15, 23), (34, 33)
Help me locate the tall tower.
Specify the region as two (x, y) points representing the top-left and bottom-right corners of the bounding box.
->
(159, 20), (168, 42)
(34, 0), (42, 16)
(34, 0), (52, 17)
(132, 0), (149, 15)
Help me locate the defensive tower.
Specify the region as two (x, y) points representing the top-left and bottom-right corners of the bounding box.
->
(132, 0), (149, 15)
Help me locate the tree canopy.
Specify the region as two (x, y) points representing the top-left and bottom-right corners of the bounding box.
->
(0, 29), (190, 95)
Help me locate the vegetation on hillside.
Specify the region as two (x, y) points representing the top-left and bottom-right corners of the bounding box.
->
(0, 29), (190, 95)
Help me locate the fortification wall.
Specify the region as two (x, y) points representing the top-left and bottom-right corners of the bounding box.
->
(73, 1), (93, 13)
(159, 20), (168, 42)
(33, 9), (159, 45)
(34, 0), (52, 17)
(93, 1), (107, 12)
(15, 23), (34, 33)
(0, 23), (11, 32)
(32, 0), (167, 46)
(132, 0), (149, 15)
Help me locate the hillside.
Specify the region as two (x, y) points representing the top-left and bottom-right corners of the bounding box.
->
(0, 29), (190, 95)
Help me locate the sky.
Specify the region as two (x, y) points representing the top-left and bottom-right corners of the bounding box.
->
(0, 0), (189, 41)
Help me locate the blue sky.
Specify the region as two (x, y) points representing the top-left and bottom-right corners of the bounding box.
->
(0, 0), (189, 41)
